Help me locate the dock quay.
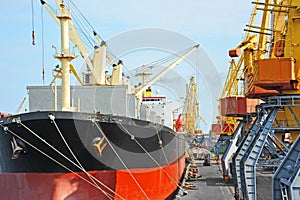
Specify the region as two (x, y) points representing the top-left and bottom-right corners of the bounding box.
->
(175, 159), (273, 200)
(176, 159), (235, 200)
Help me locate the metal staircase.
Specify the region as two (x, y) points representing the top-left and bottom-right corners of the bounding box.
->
(240, 107), (278, 200)
(221, 121), (243, 182)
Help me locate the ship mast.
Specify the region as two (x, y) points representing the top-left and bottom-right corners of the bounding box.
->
(55, 2), (77, 111)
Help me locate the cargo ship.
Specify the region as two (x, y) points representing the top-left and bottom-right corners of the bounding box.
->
(0, 1), (199, 199)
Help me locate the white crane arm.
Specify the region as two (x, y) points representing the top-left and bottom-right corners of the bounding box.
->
(41, 0), (101, 84)
(134, 44), (199, 97)
(94, 33), (114, 65)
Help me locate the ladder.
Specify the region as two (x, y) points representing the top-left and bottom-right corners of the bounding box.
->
(280, 179), (290, 200)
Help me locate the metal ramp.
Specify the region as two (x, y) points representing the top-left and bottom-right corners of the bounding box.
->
(273, 134), (300, 200)
(221, 121), (243, 182)
(240, 107), (278, 200)
(232, 109), (268, 199)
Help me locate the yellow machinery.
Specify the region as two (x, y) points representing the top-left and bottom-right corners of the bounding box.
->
(182, 76), (205, 136)
(216, 0), (300, 141)
(238, 0), (300, 143)
(234, 0), (300, 96)
(225, 1), (300, 199)
(212, 2), (261, 135)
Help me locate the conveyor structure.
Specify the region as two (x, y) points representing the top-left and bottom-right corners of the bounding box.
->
(231, 96), (300, 200)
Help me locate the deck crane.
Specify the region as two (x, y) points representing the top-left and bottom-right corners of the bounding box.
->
(41, 0), (121, 86)
(132, 45), (199, 120)
(133, 44), (199, 98)
(223, 1), (300, 199)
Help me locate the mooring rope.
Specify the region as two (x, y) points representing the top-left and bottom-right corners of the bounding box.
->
(0, 123), (116, 200)
(93, 120), (150, 200)
(15, 121), (124, 200)
(117, 122), (185, 191)
(154, 126), (169, 165)
(49, 114), (118, 200)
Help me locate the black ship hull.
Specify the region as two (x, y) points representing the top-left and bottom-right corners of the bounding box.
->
(0, 111), (185, 199)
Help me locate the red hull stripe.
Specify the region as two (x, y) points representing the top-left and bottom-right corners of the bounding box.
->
(0, 156), (185, 200)
(115, 156), (185, 199)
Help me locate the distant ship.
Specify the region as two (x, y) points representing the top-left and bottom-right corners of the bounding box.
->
(0, 1), (199, 199)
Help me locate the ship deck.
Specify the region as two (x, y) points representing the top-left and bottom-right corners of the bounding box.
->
(175, 159), (273, 200)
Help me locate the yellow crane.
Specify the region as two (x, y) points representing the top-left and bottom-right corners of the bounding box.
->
(227, 1), (300, 199)
(217, 0), (300, 147)
(239, 0), (300, 143)
(212, 1), (261, 135)
(181, 76), (206, 136)
(213, 0), (297, 136)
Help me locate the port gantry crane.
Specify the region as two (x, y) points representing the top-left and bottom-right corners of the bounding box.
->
(212, 0), (263, 137)
(219, 1), (300, 200)
(181, 76), (203, 136)
(217, 2), (261, 183)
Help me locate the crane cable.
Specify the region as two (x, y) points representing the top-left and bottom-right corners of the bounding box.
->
(66, 0), (104, 41)
(41, 6), (45, 85)
(31, 0), (35, 45)
(64, 0), (100, 50)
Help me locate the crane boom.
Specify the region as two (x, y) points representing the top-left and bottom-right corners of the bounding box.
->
(94, 33), (114, 65)
(134, 44), (199, 97)
(17, 97), (27, 114)
(213, 1), (261, 135)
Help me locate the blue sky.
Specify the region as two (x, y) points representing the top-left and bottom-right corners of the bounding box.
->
(0, 0), (251, 131)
